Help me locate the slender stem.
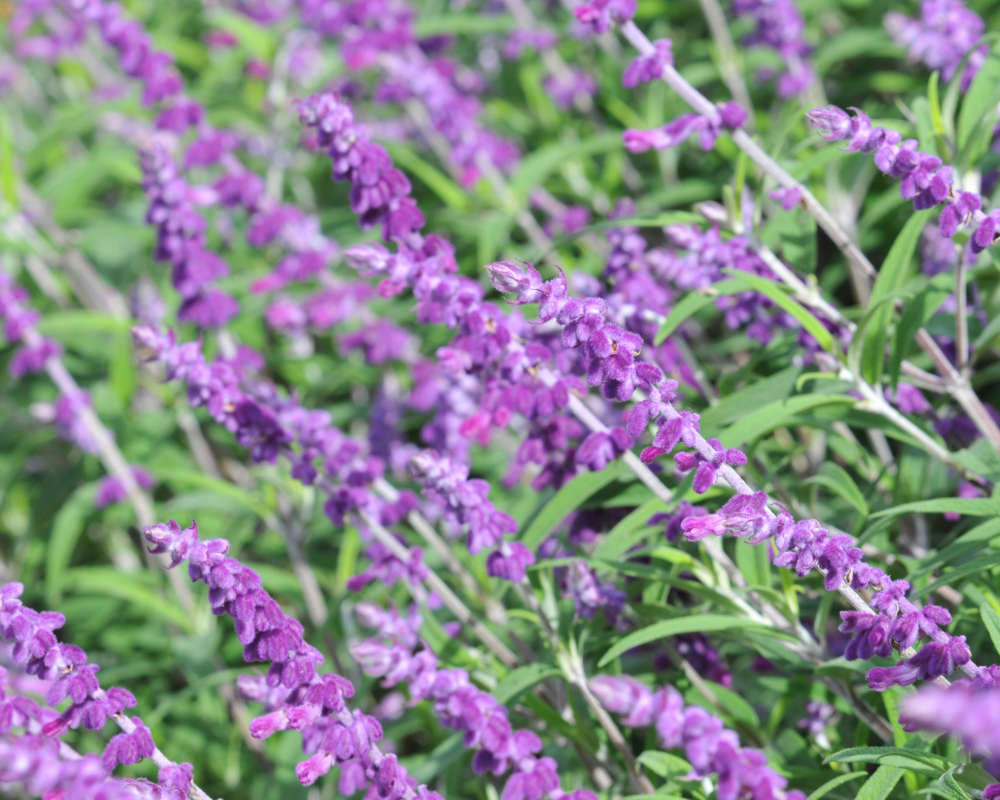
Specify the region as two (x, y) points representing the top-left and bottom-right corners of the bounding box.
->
(371, 476), (490, 610)
(513, 584), (655, 794)
(695, 0), (755, 125)
(956, 247), (969, 374)
(352, 506), (520, 668)
(614, 19), (1000, 451)
(535, 367), (924, 725)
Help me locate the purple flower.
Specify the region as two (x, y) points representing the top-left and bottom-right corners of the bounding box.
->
(623, 39), (673, 87)
(543, 69), (598, 110)
(885, 0), (987, 90)
(95, 466), (156, 508)
(572, 0), (637, 34)
(624, 103), (746, 153)
(867, 637), (972, 690)
(675, 438), (748, 494)
(734, 0), (814, 97)
(503, 30), (559, 59)
(901, 675), (1000, 760)
(807, 105), (994, 243)
(486, 542), (536, 582)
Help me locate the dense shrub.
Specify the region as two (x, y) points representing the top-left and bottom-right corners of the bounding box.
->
(2, 1), (1000, 799)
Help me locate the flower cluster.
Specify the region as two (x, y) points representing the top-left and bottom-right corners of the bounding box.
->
(624, 102), (747, 153)
(14, 0), (182, 105)
(680, 491), (973, 689)
(885, 0), (987, 90)
(410, 450), (534, 581)
(900, 666), (1000, 780)
(622, 39), (673, 88)
(0, 582), (195, 788)
(806, 106), (989, 245)
(734, 0), (814, 97)
(488, 258), (985, 691)
(572, 0), (637, 34)
(564, 561), (626, 625)
(353, 615), (599, 800)
(590, 675), (807, 800)
(0, 268), (63, 378)
(95, 466), (157, 509)
(0, 733), (157, 800)
(141, 144), (240, 327)
(143, 517), (441, 795)
(300, 94), (425, 244)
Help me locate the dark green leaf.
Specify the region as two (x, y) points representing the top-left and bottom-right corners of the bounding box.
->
(889, 272), (953, 389)
(718, 394), (855, 449)
(861, 209), (934, 385)
(493, 664), (561, 704)
(521, 462), (625, 551)
(599, 615), (791, 667)
(807, 771), (867, 800)
(981, 602), (1000, 658)
(45, 483), (97, 603)
(801, 462), (869, 517)
(854, 765), (903, 800)
(870, 497), (1000, 519)
(591, 498), (666, 561)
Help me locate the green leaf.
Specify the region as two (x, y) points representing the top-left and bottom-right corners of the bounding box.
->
(204, 8), (277, 60)
(862, 209), (934, 386)
(635, 751), (692, 778)
(63, 567), (195, 631)
(46, 483), (97, 603)
(699, 367), (804, 437)
(654, 276), (757, 345)
(717, 394), (855, 449)
(979, 602), (1000, 658)
(939, 767), (972, 800)
(912, 552), (1000, 598)
(36, 310), (131, 343)
(599, 615), (789, 667)
(721, 270), (835, 353)
(654, 291), (715, 345)
(381, 142), (470, 211)
(0, 114), (17, 208)
(889, 272), (954, 389)
(591, 498), (667, 561)
(521, 462), (625, 551)
(957, 53), (1000, 153)
(807, 771), (867, 800)
(403, 733), (465, 784)
(871, 497), (1000, 519)
(972, 309), (1000, 358)
(854, 765), (904, 800)
(929, 71), (945, 134)
(801, 462), (869, 517)
(825, 746), (950, 766)
(686, 681), (760, 731)
(155, 468), (272, 521)
(493, 663), (561, 704)
(734, 537), (771, 589)
(908, 518), (1000, 581)
(414, 13), (516, 36)
(509, 132), (624, 202)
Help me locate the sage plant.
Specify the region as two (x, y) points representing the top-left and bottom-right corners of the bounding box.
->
(4, 1), (1000, 800)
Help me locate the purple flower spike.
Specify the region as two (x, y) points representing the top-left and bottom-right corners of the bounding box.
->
(885, 0), (987, 91)
(624, 103), (745, 153)
(675, 438), (747, 494)
(807, 105), (996, 243)
(734, 0), (814, 97)
(573, 0), (637, 34)
(591, 673), (807, 800)
(623, 39), (673, 87)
